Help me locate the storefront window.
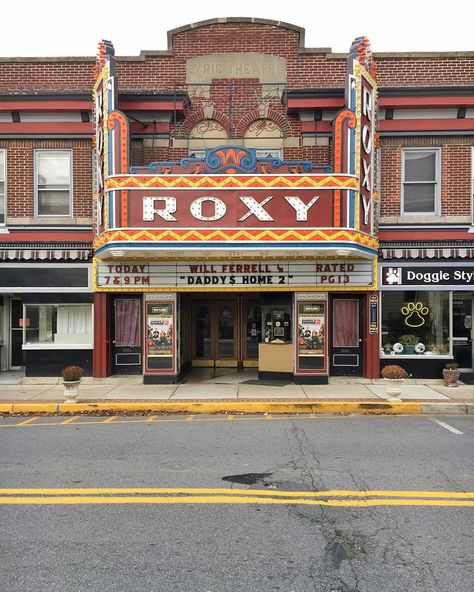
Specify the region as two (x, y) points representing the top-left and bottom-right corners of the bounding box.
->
(23, 304), (93, 347)
(381, 291), (449, 356)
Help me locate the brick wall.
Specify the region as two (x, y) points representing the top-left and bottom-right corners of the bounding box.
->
(0, 139), (92, 219)
(380, 137), (474, 217)
(0, 20), (472, 224)
(0, 22), (473, 93)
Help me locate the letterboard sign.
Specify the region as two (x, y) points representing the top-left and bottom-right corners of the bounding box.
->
(96, 260), (374, 291)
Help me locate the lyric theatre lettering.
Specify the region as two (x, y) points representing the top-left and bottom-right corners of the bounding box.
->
(97, 261), (373, 289)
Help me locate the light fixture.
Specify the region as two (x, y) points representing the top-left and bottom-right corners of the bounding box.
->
(335, 249), (351, 257)
(110, 249), (127, 258)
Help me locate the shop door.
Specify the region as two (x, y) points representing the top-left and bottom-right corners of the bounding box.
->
(452, 294), (473, 369)
(330, 297), (363, 376)
(112, 298), (142, 375)
(10, 298), (24, 369)
(192, 301), (238, 367)
(242, 301), (262, 367)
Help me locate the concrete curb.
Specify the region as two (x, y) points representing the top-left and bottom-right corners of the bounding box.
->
(0, 400), (449, 415)
(0, 401), (471, 416)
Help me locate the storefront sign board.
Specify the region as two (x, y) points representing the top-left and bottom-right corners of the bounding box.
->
(96, 260), (374, 291)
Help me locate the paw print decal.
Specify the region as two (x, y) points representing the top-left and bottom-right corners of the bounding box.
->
(401, 302), (429, 328)
(385, 267), (402, 285)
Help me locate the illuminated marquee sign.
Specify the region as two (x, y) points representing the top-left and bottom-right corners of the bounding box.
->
(96, 260), (374, 291)
(91, 37), (379, 260)
(123, 188), (336, 228)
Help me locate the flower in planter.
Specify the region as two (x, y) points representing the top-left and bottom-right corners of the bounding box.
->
(381, 365), (408, 380)
(61, 366), (85, 382)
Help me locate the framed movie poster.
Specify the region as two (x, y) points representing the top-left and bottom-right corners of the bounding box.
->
(145, 301), (175, 372)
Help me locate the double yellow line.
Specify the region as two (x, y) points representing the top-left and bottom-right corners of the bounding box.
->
(0, 488), (473, 506)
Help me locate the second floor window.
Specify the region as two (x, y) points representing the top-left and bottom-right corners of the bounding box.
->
(402, 149), (440, 215)
(0, 149), (5, 224)
(35, 150), (72, 217)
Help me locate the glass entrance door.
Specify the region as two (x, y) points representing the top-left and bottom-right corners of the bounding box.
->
(192, 302), (237, 367)
(242, 301), (262, 366)
(452, 294), (473, 369)
(330, 297), (363, 376)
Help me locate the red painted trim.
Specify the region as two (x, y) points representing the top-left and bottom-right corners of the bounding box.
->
(287, 98), (345, 110)
(379, 229), (474, 241)
(93, 293), (110, 378)
(0, 100), (92, 111)
(0, 122), (93, 134)
(380, 96), (474, 109)
(287, 96), (474, 111)
(379, 119), (474, 132)
(118, 100), (183, 111)
(300, 121), (333, 133)
(1, 231), (93, 242)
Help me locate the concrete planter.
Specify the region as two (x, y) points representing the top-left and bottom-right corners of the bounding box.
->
(63, 380), (81, 403)
(443, 369), (460, 388)
(384, 378), (403, 402)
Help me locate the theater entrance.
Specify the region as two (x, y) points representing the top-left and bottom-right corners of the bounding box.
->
(190, 297), (262, 368)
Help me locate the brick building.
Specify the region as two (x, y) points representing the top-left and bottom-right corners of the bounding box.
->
(0, 18), (473, 381)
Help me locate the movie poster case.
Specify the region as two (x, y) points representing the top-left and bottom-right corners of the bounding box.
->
(294, 292), (328, 375)
(143, 293), (177, 374)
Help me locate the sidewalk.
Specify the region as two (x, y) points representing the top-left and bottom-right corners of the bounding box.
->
(0, 370), (473, 415)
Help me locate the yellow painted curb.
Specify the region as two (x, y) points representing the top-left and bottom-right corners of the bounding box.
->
(0, 401), (424, 415)
(10, 403), (59, 414)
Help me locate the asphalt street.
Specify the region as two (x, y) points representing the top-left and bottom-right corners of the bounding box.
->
(1, 414), (473, 592)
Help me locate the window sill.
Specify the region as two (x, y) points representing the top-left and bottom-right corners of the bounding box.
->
(381, 354), (451, 359)
(23, 344), (93, 350)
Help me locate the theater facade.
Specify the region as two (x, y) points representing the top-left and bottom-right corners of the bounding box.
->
(92, 32), (379, 383)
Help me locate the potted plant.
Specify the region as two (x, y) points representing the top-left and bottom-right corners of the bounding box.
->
(443, 362), (460, 388)
(61, 365), (85, 403)
(383, 342), (392, 355)
(381, 364), (408, 401)
(398, 334), (418, 355)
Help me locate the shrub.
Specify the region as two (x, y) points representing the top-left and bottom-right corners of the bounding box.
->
(61, 366), (85, 382)
(381, 365), (408, 380)
(398, 334), (418, 346)
(445, 362), (459, 371)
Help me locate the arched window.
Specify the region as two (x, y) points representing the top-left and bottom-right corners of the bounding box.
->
(244, 119), (283, 157)
(188, 119), (228, 157)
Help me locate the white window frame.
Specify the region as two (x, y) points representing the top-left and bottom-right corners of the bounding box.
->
(22, 303), (94, 350)
(401, 147), (441, 216)
(34, 149), (73, 218)
(0, 149), (5, 225)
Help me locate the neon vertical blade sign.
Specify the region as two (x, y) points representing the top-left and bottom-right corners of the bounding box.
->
(342, 37), (378, 236)
(92, 40), (118, 234)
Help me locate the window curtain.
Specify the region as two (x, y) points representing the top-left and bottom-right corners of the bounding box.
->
(115, 300), (140, 347)
(333, 300), (358, 347)
(56, 305), (91, 335)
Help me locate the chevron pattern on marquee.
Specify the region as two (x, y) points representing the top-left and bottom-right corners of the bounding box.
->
(94, 228), (378, 248)
(106, 175), (358, 190)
